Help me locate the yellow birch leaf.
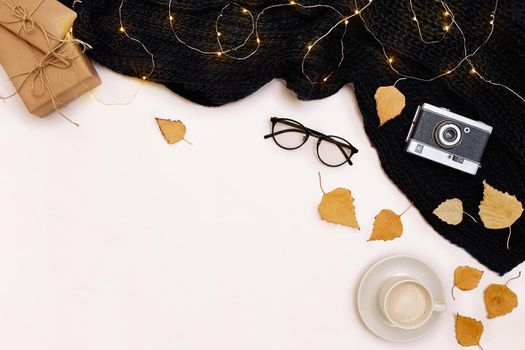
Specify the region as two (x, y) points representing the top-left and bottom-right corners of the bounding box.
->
(452, 266), (484, 300)
(318, 188), (360, 229)
(368, 209), (403, 241)
(479, 180), (523, 249)
(156, 118), (188, 144)
(479, 180), (523, 229)
(433, 198), (464, 225)
(484, 281), (519, 319)
(455, 314), (484, 348)
(374, 85), (406, 126)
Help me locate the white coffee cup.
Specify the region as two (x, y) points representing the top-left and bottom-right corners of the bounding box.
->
(378, 275), (446, 329)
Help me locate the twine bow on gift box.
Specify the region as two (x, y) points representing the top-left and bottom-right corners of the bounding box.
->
(0, 40), (85, 126)
(0, 0), (72, 51)
(6, 0), (43, 33)
(0, 0), (97, 125)
(0, 0), (81, 52)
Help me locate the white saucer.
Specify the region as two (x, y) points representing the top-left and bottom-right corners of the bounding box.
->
(356, 255), (445, 342)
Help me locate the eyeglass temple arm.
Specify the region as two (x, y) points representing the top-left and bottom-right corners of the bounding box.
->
(323, 136), (359, 154)
(263, 128), (307, 139)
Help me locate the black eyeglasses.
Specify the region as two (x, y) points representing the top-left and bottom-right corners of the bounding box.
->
(264, 117), (358, 167)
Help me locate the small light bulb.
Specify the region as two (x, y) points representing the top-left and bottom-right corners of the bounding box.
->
(216, 52), (222, 57)
(217, 32), (222, 37)
(256, 38), (261, 44)
(169, 15), (174, 21)
(344, 19), (349, 25)
(444, 25), (450, 32)
(323, 77), (328, 82)
(489, 20), (494, 25)
(388, 57), (393, 63)
(444, 11), (449, 17)
(354, 9), (360, 15)
(242, 8), (248, 14)
(412, 16), (417, 21)
(142, 76), (147, 80)
(446, 70), (452, 75)
(307, 45), (313, 50)
(119, 26), (125, 32)
(289, 1), (296, 4)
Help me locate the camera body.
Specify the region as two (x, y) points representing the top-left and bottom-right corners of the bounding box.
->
(405, 103), (493, 175)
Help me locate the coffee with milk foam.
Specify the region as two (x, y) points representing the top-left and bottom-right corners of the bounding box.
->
(386, 281), (432, 326)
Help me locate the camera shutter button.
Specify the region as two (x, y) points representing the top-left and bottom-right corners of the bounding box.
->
(464, 127), (471, 133)
(452, 155), (464, 164)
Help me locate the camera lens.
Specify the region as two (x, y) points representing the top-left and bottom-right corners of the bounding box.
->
(435, 122), (462, 148)
(443, 128), (457, 142)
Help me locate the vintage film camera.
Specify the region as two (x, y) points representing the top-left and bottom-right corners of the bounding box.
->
(405, 103), (493, 175)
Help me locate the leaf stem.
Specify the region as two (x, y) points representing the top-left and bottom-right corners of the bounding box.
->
(399, 202), (413, 216)
(505, 271), (522, 287)
(463, 211), (478, 223)
(318, 172), (326, 195)
(506, 226), (512, 250)
(451, 284), (456, 301)
(478, 343), (485, 350)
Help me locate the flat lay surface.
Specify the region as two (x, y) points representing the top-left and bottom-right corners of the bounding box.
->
(64, 0), (525, 274)
(1, 65), (523, 349)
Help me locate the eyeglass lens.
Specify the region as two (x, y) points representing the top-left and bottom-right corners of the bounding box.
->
(271, 119), (308, 150)
(317, 135), (354, 167)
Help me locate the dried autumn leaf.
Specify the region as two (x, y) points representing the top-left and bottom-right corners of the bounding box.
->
(479, 181), (523, 229)
(484, 284), (518, 319)
(374, 85), (406, 126)
(484, 272), (521, 319)
(433, 198), (464, 225)
(318, 188), (360, 229)
(455, 314), (484, 348)
(156, 118), (190, 144)
(369, 209), (403, 241)
(478, 180), (523, 249)
(452, 266), (484, 300)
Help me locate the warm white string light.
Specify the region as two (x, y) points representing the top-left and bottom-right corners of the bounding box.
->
(118, 0), (155, 80)
(112, 0), (524, 103)
(167, 1), (371, 84)
(409, 0), (456, 44)
(359, 0), (524, 104)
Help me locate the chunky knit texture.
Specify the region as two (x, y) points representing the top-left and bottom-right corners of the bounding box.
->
(61, 0), (525, 275)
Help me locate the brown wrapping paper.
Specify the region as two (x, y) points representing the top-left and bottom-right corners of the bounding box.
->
(0, 0), (77, 53)
(0, 25), (101, 117)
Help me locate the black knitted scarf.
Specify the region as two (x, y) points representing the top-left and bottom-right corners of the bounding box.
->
(62, 0), (525, 275)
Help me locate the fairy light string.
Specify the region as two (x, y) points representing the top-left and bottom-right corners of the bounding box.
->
(167, 1), (371, 83)
(359, 0), (524, 103)
(113, 0), (524, 103)
(118, 0), (155, 81)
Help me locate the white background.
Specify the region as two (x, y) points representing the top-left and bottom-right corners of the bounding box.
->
(1, 64), (523, 349)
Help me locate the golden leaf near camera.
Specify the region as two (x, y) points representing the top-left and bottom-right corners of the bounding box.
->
(156, 118), (189, 144)
(479, 181), (523, 229)
(374, 85), (406, 126)
(433, 198), (464, 225)
(478, 180), (523, 249)
(452, 266), (484, 300)
(484, 283), (518, 319)
(318, 188), (360, 229)
(368, 209), (403, 241)
(455, 314), (484, 348)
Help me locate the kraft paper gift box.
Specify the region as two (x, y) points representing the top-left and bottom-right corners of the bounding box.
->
(0, 0), (77, 53)
(0, 25), (101, 117)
